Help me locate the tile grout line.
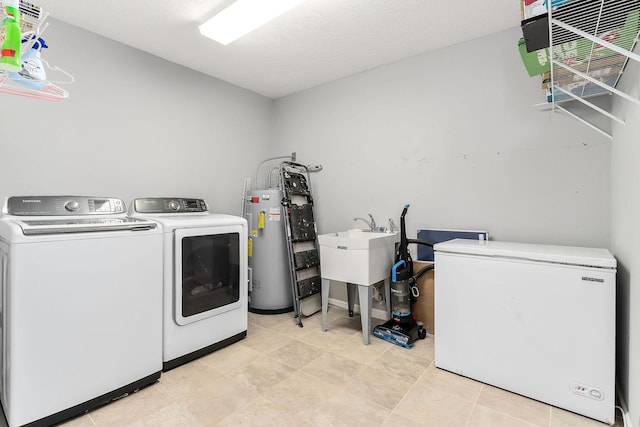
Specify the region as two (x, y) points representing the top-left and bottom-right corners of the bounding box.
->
(463, 383), (484, 427)
(256, 313), (382, 424)
(380, 357), (434, 425)
(267, 311), (414, 426)
(217, 318), (317, 425)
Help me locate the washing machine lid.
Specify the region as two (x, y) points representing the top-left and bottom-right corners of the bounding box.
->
(3, 196), (158, 235)
(14, 217), (157, 235)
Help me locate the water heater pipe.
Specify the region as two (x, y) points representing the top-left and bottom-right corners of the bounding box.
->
(252, 152), (296, 189)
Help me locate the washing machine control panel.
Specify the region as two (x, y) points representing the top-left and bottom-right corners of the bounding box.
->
(6, 196), (126, 216)
(133, 198), (208, 214)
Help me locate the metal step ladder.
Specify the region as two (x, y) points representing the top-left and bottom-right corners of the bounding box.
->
(279, 162), (321, 327)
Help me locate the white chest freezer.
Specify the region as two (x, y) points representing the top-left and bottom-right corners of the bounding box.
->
(434, 239), (616, 424)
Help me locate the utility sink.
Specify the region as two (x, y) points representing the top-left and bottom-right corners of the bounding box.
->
(318, 229), (399, 285)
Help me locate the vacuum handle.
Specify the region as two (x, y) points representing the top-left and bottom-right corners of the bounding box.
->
(399, 204), (410, 262)
(391, 260), (406, 282)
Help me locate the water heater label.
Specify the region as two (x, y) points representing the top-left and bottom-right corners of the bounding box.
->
(268, 208), (281, 221)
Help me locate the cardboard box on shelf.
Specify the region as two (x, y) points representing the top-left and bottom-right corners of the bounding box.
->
(541, 71), (552, 89)
(548, 73), (620, 102)
(540, 54), (627, 88)
(412, 261), (435, 335)
(556, 65), (623, 87)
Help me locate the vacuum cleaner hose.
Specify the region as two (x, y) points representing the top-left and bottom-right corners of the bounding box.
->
(412, 263), (434, 282)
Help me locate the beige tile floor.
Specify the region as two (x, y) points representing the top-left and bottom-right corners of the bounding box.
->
(59, 309), (624, 427)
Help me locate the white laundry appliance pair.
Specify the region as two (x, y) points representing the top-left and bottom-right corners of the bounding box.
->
(0, 195), (248, 426)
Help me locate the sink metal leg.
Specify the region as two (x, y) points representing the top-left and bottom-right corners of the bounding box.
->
(358, 284), (373, 345)
(346, 282), (357, 317)
(321, 278), (330, 332)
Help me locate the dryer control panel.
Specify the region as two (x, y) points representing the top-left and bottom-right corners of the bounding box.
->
(6, 196), (126, 216)
(133, 198), (208, 214)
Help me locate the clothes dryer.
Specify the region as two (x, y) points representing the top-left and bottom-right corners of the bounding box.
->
(130, 197), (248, 371)
(0, 196), (163, 427)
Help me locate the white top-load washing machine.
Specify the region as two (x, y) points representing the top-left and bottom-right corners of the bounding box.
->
(130, 197), (248, 371)
(0, 196), (163, 427)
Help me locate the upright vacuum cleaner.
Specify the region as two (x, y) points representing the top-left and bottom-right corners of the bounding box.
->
(373, 204), (433, 348)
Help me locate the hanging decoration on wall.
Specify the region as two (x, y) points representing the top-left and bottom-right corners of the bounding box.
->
(0, 0), (74, 102)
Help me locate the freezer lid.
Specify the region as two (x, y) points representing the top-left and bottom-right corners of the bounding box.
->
(433, 239), (617, 269)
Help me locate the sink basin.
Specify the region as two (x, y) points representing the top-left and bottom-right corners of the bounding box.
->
(318, 229), (399, 285)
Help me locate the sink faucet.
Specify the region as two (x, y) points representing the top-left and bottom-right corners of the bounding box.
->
(354, 214), (377, 231)
(387, 218), (397, 233)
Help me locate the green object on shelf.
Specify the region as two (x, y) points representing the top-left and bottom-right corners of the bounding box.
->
(0, 0), (22, 72)
(518, 38), (550, 76)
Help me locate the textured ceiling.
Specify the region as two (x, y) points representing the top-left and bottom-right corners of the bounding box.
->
(32, 0), (521, 99)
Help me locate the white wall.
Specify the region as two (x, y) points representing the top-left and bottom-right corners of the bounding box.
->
(0, 18), (273, 215)
(273, 27), (611, 249)
(272, 27), (613, 310)
(611, 45), (640, 426)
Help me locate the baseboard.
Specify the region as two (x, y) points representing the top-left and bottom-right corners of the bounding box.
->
(616, 382), (634, 427)
(327, 297), (389, 320)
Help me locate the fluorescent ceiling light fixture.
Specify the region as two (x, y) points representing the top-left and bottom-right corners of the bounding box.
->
(199, 0), (307, 45)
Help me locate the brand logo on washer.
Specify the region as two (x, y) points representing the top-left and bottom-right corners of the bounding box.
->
(582, 276), (604, 283)
(22, 199), (41, 203)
